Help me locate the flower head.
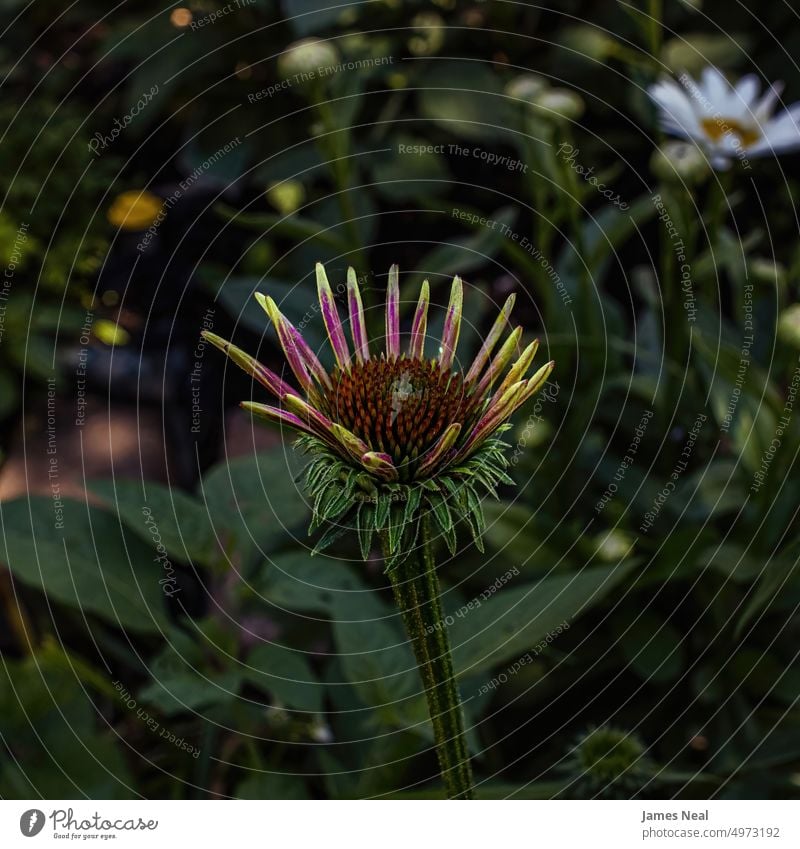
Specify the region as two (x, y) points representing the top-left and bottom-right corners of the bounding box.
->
(561, 726), (654, 799)
(203, 264), (553, 563)
(649, 68), (800, 169)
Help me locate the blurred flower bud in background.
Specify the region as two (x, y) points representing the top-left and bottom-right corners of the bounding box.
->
(561, 25), (617, 62)
(750, 258), (787, 289)
(532, 88), (585, 122)
(278, 38), (339, 81)
(408, 12), (446, 56)
(505, 73), (549, 103)
(778, 304), (800, 349)
(266, 180), (305, 216)
(662, 33), (749, 76)
(650, 141), (711, 183)
(593, 529), (635, 562)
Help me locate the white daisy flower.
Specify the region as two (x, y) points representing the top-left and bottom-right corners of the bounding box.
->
(648, 67), (800, 169)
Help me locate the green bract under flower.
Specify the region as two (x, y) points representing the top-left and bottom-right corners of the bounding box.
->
(202, 263), (554, 565)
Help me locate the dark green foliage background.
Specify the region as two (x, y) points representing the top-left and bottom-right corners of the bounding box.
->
(1, 0), (799, 799)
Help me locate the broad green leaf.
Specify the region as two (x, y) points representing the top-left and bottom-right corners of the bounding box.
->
(450, 563), (633, 677)
(735, 550), (800, 638)
(700, 543), (764, 583)
(481, 501), (563, 574)
(140, 620), (242, 715)
(332, 592), (420, 710)
(0, 649), (132, 797)
(244, 642), (323, 714)
(253, 142), (325, 186)
(88, 479), (221, 570)
(0, 497), (168, 633)
(201, 449), (308, 565)
(250, 550), (367, 614)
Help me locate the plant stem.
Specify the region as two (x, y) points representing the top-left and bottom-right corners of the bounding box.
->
(385, 514), (474, 799)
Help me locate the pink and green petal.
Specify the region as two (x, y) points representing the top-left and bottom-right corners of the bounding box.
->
(316, 262), (351, 370)
(409, 279), (430, 359)
(281, 392), (335, 431)
(438, 275), (463, 371)
(385, 263), (400, 358)
(481, 379), (528, 425)
(465, 292), (516, 383)
(273, 313), (314, 392)
(417, 422), (461, 477)
(331, 422), (371, 462)
(347, 267), (370, 362)
(518, 360), (555, 405)
(474, 326), (522, 400)
(201, 331), (293, 399)
(495, 338), (540, 398)
(361, 451), (398, 481)
(240, 401), (313, 436)
(257, 293), (331, 390)
(456, 382), (527, 461)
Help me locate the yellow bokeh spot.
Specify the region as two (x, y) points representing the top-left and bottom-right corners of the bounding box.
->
(93, 319), (130, 347)
(170, 8), (192, 27)
(107, 190), (164, 231)
(266, 181), (305, 216)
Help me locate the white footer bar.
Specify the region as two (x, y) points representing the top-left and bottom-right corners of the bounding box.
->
(2, 800), (795, 848)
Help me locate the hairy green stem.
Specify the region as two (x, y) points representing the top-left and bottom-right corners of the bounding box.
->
(386, 514), (474, 799)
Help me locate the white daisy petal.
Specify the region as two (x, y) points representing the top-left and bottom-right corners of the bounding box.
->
(710, 154), (733, 170)
(649, 80), (703, 140)
(701, 66), (729, 110)
(753, 82), (785, 123)
(749, 103), (800, 155)
(652, 67), (800, 167)
(734, 74), (760, 108)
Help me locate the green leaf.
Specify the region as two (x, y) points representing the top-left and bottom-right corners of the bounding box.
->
(251, 550), (367, 615)
(236, 772), (309, 799)
(201, 449), (308, 565)
(0, 649), (132, 797)
(0, 367), (19, 418)
(700, 543), (764, 583)
(356, 502), (375, 559)
(140, 620), (242, 715)
(140, 664), (242, 716)
(332, 593), (420, 710)
(556, 195), (657, 299)
(0, 497), (168, 633)
(370, 135), (451, 202)
(450, 563), (634, 677)
(621, 613), (683, 683)
(244, 643), (323, 714)
(412, 206), (518, 297)
(88, 479), (221, 570)
(418, 62), (514, 141)
(735, 551), (800, 638)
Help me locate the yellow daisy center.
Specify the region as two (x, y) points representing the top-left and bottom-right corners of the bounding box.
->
(700, 117), (761, 148)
